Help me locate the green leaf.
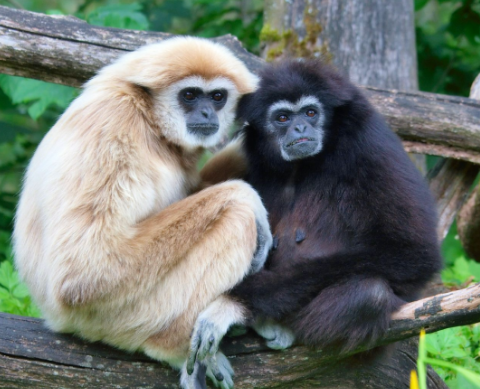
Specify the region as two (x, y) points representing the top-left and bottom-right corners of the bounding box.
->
(0, 286), (10, 300)
(425, 358), (480, 388)
(0, 260), (19, 291)
(447, 374), (480, 389)
(426, 328), (468, 357)
(468, 259), (480, 281)
(12, 283), (30, 299)
(0, 75), (77, 120)
(442, 256), (472, 284)
(86, 3), (149, 30)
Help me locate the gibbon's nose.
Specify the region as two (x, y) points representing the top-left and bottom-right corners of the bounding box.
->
(201, 107), (213, 119)
(295, 124), (307, 133)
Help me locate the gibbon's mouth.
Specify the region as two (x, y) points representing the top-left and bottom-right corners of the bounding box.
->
(187, 123), (220, 136)
(287, 137), (315, 147)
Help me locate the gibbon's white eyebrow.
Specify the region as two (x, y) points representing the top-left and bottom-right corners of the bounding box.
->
(268, 96), (322, 115)
(170, 75), (237, 93)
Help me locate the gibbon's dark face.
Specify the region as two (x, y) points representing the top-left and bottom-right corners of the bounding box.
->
(238, 60), (356, 163)
(267, 96), (325, 161)
(178, 87), (228, 136)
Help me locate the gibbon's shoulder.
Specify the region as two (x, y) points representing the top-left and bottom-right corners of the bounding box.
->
(89, 36), (258, 94)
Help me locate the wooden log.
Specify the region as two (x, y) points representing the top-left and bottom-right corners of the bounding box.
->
(0, 5), (262, 86)
(1, 6), (480, 163)
(2, 285), (479, 388)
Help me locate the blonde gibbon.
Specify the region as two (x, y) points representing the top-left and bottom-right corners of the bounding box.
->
(13, 37), (273, 389)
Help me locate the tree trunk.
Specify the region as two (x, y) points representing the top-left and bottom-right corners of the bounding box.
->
(457, 74), (480, 262)
(263, 0), (418, 91)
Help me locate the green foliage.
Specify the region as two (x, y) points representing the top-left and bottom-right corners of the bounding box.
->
(84, 3), (150, 30)
(145, 0), (264, 54)
(0, 259), (41, 317)
(442, 255), (480, 285)
(416, 327), (480, 389)
(415, 0), (480, 96)
(0, 74), (78, 120)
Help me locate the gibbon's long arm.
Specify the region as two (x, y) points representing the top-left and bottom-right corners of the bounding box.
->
(230, 246), (441, 321)
(58, 180), (264, 306)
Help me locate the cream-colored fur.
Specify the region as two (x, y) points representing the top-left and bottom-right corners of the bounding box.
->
(13, 37), (268, 387)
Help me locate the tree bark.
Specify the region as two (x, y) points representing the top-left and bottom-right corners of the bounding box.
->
(456, 76), (480, 262)
(263, 0), (418, 91)
(3, 284), (480, 388)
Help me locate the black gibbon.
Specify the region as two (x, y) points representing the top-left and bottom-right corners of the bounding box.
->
(13, 37), (272, 389)
(196, 59), (443, 358)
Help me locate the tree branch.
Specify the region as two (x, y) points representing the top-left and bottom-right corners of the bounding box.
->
(1, 284), (478, 388)
(1, 6), (480, 164)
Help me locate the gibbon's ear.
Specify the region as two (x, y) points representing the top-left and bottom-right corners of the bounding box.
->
(236, 93), (255, 123)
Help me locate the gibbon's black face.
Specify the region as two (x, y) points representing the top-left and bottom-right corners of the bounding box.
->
(238, 60), (356, 163)
(178, 87), (228, 136)
(267, 96), (325, 161)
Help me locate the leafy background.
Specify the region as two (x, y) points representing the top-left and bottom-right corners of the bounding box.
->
(0, 0), (479, 388)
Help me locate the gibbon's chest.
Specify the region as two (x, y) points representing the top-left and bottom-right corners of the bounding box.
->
(149, 149), (201, 212)
(262, 181), (350, 270)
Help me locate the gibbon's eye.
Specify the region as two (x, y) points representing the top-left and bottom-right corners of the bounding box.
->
(212, 92), (224, 102)
(306, 109), (316, 117)
(277, 114), (289, 123)
(183, 90), (196, 101)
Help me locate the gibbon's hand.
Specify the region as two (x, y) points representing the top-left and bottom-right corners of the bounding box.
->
(187, 297), (241, 376)
(249, 219), (273, 275)
(253, 316), (295, 350)
(187, 318), (224, 375)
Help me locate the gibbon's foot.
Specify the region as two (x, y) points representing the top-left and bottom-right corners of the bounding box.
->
(253, 317), (295, 350)
(188, 318), (222, 374)
(187, 297), (242, 375)
(206, 352), (234, 389)
(249, 219), (273, 274)
(180, 361), (207, 389)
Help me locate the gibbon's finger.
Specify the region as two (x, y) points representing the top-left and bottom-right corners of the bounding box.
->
(207, 354), (224, 382)
(206, 352), (234, 389)
(187, 326), (202, 375)
(197, 321), (220, 360)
